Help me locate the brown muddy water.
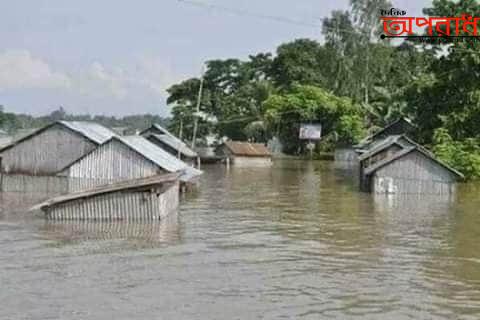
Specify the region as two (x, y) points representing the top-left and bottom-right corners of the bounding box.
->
(1, 160), (480, 319)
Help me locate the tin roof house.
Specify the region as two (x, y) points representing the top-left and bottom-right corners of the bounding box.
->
(140, 124), (199, 166)
(216, 141), (272, 167)
(359, 135), (463, 195)
(59, 135), (202, 193)
(0, 121), (116, 176)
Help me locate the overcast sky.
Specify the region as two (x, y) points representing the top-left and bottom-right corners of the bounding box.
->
(0, 0), (430, 117)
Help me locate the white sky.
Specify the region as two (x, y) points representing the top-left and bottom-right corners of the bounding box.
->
(0, 0), (430, 117)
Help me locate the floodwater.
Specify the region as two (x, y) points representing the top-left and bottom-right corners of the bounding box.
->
(1, 160), (480, 319)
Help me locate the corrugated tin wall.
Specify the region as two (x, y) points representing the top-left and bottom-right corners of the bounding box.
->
(46, 182), (179, 221)
(64, 139), (164, 192)
(373, 151), (458, 195)
(0, 124), (96, 175)
(0, 173), (68, 194)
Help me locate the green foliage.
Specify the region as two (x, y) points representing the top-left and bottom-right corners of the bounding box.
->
(243, 121), (267, 142)
(433, 128), (480, 180)
(263, 85), (365, 153)
(270, 39), (327, 89)
(336, 114), (366, 145)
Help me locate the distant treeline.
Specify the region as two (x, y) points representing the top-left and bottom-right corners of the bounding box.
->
(165, 0), (480, 179)
(0, 106), (170, 133)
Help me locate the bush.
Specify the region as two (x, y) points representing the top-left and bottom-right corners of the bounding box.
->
(432, 128), (480, 180)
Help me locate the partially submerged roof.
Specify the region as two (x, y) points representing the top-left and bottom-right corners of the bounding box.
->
(59, 121), (117, 144)
(117, 136), (202, 181)
(0, 121), (116, 152)
(147, 134), (198, 158)
(34, 173), (182, 211)
(358, 135), (416, 162)
(222, 141), (271, 157)
(140, 123), (176, 138)
(364, 146), (464, 179)
(119, 135), (186, 172)
(356, 117), (415, 149)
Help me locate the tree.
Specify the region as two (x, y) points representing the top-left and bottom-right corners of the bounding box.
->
(263, 85), (365, 153)
(405, 0), (480, 143)
(270, 39), (328, 89)
(49, 106), (67, 121)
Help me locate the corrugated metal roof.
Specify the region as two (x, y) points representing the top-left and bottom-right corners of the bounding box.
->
(0, 121), (117, 153)
(149, 134), (198, 158)
(358, 135), (408, 161)
(364, 146), (464, 179)
(223, 141), (271, 157)
(117, 136), (202, 182)
(356, 118), (415, 149)
(152, 123), (175, 137)
(60, 121), (117, 144)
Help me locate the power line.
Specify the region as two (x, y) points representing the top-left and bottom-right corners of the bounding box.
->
(177, 0), (324, 28)
(176, 0), (379, 38)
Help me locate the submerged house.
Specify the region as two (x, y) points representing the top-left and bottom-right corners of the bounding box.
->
(140, 124), (199, 166)
(38, 173), (181, 221)
(358, 135), (415, 170)
(359, 135), (463, 195)
(0, 121), (116, 175)
(216, 141), (272, 167)
(335, 117), (416, 167)
(59, 135), (202, 192)
(356, 117), (416, 152)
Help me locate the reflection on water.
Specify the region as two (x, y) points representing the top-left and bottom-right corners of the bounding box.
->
(1, 160), (480, 319)
(40, 213), (182, 249)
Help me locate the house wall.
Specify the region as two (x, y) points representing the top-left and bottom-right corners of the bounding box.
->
(0, 173), (68, 195)
(0, 124), (97, 175)
(372, 151), (458, 195)
(63, 139), (164, 192)
(216, 145), (272, 167)
(233, 156), (272, 167)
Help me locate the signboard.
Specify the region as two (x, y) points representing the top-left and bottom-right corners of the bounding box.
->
(299, 123), (322, 140)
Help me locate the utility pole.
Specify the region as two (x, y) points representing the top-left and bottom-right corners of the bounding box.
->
(191, 66), (205, 149)
(178, 116), (183, 159)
